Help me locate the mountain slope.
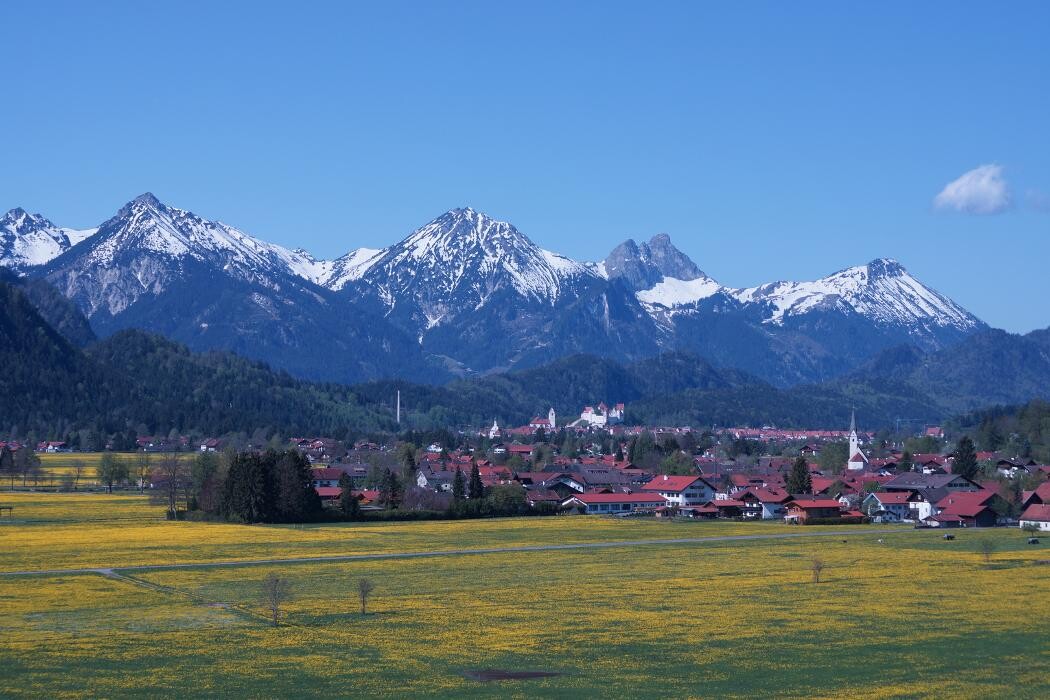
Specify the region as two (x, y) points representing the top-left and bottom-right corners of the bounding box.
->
(0, 276), (394, 436)
(852, 328), (1050, 413)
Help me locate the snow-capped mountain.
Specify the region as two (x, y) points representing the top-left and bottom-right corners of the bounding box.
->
(340, 206), (591, 302)
(2, 193), (988, 385)
(0, 208), (96, 270)
(331, 205), (604, 352)
(732, 258), (981, 331)
(635, 257), (981, 335)
(37, 194), (439, 383)
(46, 193), (328, 317)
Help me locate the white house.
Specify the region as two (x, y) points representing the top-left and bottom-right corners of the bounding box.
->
(640, 475), (715, 507)
(862, 491), (913, 522)
(1019, 504), (1050, 531)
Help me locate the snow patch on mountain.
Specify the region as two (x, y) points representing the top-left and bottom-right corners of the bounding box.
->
(637, 275), (722, 307)
(322, 247), (384, 290)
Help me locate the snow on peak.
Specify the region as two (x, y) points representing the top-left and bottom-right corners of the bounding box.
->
(83, 194), (313, 282)
(337, 207), (593, 306)
(731, 258), (981, 330)
(1, 207), (97, 269)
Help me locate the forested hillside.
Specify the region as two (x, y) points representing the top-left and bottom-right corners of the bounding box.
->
(0, 278), (393, 439)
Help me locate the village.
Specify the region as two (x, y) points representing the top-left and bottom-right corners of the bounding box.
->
(11, 401), (1048, 531)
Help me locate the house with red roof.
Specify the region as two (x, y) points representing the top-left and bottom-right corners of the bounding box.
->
(784, 497), (844, 524)
(1021, 482), (1050, 509)
(1019, 503), (1050, 531)
(562, 492), (666, 515)
(641, 474), (716, 507)
(934, 491), (1003, 527)
(735, 486), (790, 519)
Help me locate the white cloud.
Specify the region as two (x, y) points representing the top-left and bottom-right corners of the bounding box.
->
(933, 164), (1011, 215)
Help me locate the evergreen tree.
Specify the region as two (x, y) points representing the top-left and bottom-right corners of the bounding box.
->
(953, 436), (980, 480)
(221, 452), (273, 522)
(899, 450), (914, 472)
(614, 442), (625, 462)
(378, 468), (403, 509)
(468, 462), (484, 500)
(272, 450), (321, 522)
(786, 456), (812, 494)
(338, 472), (360, 519)
(452, 467), (466, 501)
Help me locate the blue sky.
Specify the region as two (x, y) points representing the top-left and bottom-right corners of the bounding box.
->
(2, 1), (1048, 331)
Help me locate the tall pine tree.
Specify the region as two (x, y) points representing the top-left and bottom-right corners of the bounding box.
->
(452, 468), (466, 501)
(468, 462), (484, 500)
(786, 456), (812, 495)
(953, 436), (979, 480)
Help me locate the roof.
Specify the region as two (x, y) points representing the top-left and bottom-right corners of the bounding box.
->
(1020, 503), (1050, 522)
(936, 492), (998, 517)
(641, 475), (711, 493)
(884, 473), (975, 491)
(736, 487), (790, 503)
(1022, 482), (1050, 505)
(786, 498), (843, 510)
(314, 486), (342, 498)
(311, 467), (346, 480)
(935, 490), (997, 510)
(567, 493), (667, 504)
(868, 491), (912, 505)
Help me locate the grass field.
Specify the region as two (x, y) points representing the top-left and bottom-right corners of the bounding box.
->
(1, 493), (1048, 698)
(1, 452), (196, 487)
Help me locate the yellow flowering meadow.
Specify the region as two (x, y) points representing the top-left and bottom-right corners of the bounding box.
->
(1, 493), (1047, 698)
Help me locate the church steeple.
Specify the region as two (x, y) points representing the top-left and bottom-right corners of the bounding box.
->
(848, 408), (863, 468)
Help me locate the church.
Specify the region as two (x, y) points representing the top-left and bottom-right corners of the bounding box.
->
(846, 410), (869, 470)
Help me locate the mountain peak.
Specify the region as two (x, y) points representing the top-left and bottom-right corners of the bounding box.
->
(133, 192), (162, 207)
(604, 234), (707, 291)
(867, 257), (906, 279)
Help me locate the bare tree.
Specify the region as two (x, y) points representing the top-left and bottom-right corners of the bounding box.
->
(150, 453), (188, 519)
(71, 460), (85, 491)
(358, 578), (375, 615)
(262, 573), (292, 627)
(811, 557), (825, 583)
(135, 451), (151, 493)
(979, 538), (997, 565)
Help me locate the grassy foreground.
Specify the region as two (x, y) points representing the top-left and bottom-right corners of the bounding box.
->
(0, 493), (1047, 698)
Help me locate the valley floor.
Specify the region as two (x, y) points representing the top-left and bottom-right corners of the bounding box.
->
(0, 493), (1047, 698)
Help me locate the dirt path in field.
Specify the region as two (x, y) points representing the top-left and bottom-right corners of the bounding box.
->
(0, 527), (917, 578)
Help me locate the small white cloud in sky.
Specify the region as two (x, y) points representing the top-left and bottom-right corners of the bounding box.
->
(934, 164), (1011, 215)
